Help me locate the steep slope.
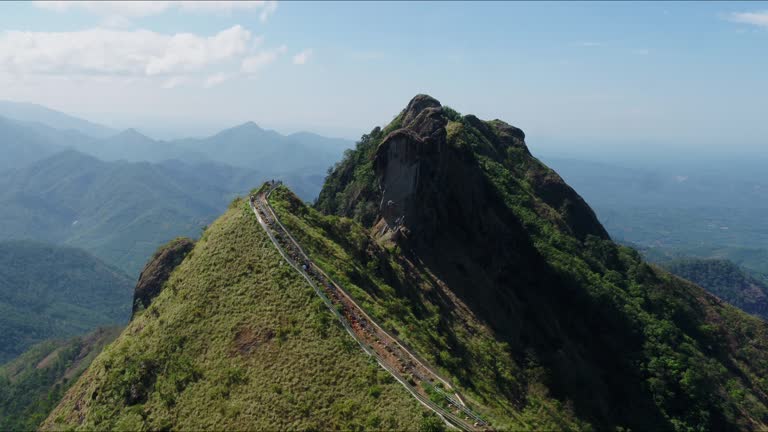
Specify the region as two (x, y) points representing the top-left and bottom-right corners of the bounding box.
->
(132, 237), (195, 317)
(311, 95), (768, 430)
(0, 241), (132, 363)
(0, 327), (121, 432)
(665, 258), (768, 320)
(43, 198), (435, 431)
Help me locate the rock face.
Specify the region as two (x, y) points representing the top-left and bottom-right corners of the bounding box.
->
(316, 96), (618, 401)
(131, 237), (194, 318)
(370, 94), (607, 247)
(373, 95), (448, 235)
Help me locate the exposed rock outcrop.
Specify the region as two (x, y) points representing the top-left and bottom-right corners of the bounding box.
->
(369, 94), (607, 246)
(131, 237), (195, 318)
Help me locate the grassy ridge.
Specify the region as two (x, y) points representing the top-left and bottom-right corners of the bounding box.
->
(43, 198), (432, 431)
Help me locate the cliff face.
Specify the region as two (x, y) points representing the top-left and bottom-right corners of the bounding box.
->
(333, 94), (607, 248)
(131, 237), (195, 318)
(314, 95), (768, 431)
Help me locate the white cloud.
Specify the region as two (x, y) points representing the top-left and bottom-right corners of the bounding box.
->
(632, 48), (650, 56)
(258, 1), (279, 22)
(241, 45), (287, 73)
(33, 1), (278, 20)
(292, 49), (313, 65)
(204, 73), (233, 88)
(729, 11), (768, 27)
(0, 25), (253, 78)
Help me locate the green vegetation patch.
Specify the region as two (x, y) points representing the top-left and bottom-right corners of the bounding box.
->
(43, 199), (429, 431)
(0, 240), (133, 363)
(0, 327), (121, 432)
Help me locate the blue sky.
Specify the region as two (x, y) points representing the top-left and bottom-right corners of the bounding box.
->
(0, 1), (766, 159)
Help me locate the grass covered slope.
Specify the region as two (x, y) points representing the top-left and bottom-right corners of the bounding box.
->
(43, 198), (430, 431)
(0, 241), (133, 363)
(0, 327), (121, 432)
(271, 187), (587, 431)
(665, 258), (768, 320)
(313, 95), (768, 431)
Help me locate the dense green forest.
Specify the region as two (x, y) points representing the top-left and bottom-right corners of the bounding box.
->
(0, 327), (121, 432)
(0, 240), (132, 363)
(665, 258), (768, 320)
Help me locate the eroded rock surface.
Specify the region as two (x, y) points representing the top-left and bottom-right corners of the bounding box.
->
(131, 237), (195, 318)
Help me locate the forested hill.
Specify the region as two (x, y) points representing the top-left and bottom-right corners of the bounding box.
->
(0, 241), (132, 363)
(0, 327), (121, 432)
(666, 258), (768, 320)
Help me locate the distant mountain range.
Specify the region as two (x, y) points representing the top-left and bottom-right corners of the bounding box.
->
(0, 102), (352, 274)
(0, 100), (116, 138)
(0, 150), (267, 275)
(543, 157), (768, 275)
(0, 101), (353, 178)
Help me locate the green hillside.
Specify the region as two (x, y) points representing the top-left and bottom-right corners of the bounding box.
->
(0, 241), (133, 363)
(665, 258), (768, 320)
(45, 95), (768, 431)
(42, 199), (434, 431)
(0, 327), (121, 432)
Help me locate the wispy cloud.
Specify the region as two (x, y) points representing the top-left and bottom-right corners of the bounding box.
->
(204, 73), (234, 88)
(728, 11), (768, 28)
(241, 45), (287, 73)
(292, 49), (313, 65)
(33, 1), (278, 22)
(632, 48), (650, 56)
(0, 25), (288, 87)
(0, 25), (251, 76)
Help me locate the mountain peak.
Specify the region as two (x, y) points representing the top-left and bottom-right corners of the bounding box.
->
(233, 121), (263, 131)
(402, 94), (442, 127)
(211, 121), (267, 139)
(319, 95), (608, 246)
(113, 128), (152, 141)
